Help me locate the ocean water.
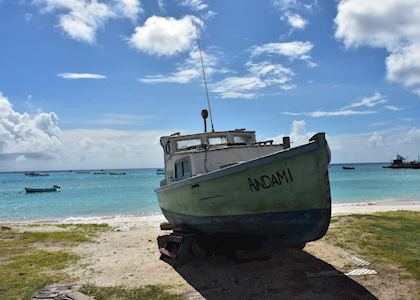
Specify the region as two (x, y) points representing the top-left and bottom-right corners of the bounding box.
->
(1, 164), (419, 221)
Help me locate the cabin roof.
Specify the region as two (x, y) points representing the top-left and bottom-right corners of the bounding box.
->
(161, 129), (255, 140)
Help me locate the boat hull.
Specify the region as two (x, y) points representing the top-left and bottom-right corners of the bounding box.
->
(156, 133), (331, 243)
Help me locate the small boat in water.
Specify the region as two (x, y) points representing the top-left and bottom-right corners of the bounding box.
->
(109, 172), (126, 175)
(156, 168), (165, 175)
(25, 171), (49, 177)
(25, 185), (60, 193)
(155, 113), (331, 246)
(342, 166), (355, 170)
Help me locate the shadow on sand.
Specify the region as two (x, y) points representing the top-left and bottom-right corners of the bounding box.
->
(174, 248), (377, 299)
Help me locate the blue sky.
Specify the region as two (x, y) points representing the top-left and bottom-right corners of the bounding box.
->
(1, 0), (420, 171)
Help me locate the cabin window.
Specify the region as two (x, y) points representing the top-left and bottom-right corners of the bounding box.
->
(175, 159), (191, 180)
(209, 136), (227, 145)
(177, 139), (202, 150)
(233, 135), (251, 144)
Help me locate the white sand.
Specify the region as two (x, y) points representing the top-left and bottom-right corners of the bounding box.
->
(2, 200), (419, 299)
(332, 200), (420, 215)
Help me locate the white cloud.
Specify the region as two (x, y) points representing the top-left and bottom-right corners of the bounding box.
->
(384, 105), (403, 111)
(180, 0), (207, 11)
(386, 44), (420, 88)
(270, 119), (420, 163)
(286, 13), (307, 30)
(252, 41), (312, 59)
(210, 61), (295, 99)
(33, 0), (142, 44)
(0, 92), (60, 158)
(129, 15), (200, 56)
(335, 0), (420, 96)
(138, 49), (227, 84)
(57, 73), (106, 79)
(251, 41), (316, 67)
(329, 126), (420, 163)
(273, 1), (316, 30)
(269, 120), (315, 147)
(305, 110), (376, 117)
(282, 92), (390, 117)
(342, 92), (387, 109)
(211, 76), (266, 99)
(0, 92), (169, 171)
(115, 0), (143, 22)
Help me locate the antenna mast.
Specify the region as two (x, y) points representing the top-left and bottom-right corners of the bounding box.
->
(192, 17), (215, 132)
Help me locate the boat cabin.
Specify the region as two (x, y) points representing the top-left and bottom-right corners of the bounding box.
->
(159, 129), (290, 186)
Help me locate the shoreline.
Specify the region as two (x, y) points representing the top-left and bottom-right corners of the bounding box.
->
(2, 199), (419, 225)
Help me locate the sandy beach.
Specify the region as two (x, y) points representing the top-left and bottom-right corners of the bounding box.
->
(2, 200), (420, 299)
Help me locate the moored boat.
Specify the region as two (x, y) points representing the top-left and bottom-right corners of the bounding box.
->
(25, 185), (60, 193)
(155, 124), (331, 245)
(156, 168), (165, 175)
(25, 171), (49, 176)
(383, 154), (420, 169)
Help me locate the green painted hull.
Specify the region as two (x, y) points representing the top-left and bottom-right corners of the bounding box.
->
(156, 133), (331, 240)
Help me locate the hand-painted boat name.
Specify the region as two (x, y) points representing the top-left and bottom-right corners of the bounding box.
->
(248, 168), (293, 192)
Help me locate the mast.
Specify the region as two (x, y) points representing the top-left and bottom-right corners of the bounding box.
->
(191, 17), (215, 132)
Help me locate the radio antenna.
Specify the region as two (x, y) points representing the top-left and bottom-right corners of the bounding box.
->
(191, 17), (215, 132)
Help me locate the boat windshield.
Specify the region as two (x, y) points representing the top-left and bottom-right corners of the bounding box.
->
(177, 138), (202, 150)
(233, 135), (251, 144)
(209, 136), (227, 145)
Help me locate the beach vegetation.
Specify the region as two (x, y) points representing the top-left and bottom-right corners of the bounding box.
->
(0, 224), (109, 300)
(326, 211), (420, 283)
(80, 284), (185, 300)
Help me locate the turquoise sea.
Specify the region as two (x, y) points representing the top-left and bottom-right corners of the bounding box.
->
(1, 164), (419, 221)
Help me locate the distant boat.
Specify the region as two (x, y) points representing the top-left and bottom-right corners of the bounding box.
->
(383, 154), (420, 169)
(25, 185), (60, 193)
(25, 171), (49, 177)
(93, 172), (107, 175)
(342, 166), (355, 170)
(109, 172), (126, 175)
(156, 168), (165, 175)
(76, 171), (90, 174)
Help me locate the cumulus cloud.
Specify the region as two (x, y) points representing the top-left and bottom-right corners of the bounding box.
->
(129, 15), (200, 56)
(285, 13), (307, 30)
(0, 92), (170, 171)
(33, 0), (142, 43)
(0, 92), (61, 159)
(269, 120), (315, 147)
(335, 0), (420, 96)
(57, 73), (106, 79)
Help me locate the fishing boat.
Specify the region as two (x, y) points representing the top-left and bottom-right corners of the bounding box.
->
(342, 166), (355, 170)
(25, 185), (60, 193)
(155, 18), (331, 258)
(155, 117), (331, 246)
